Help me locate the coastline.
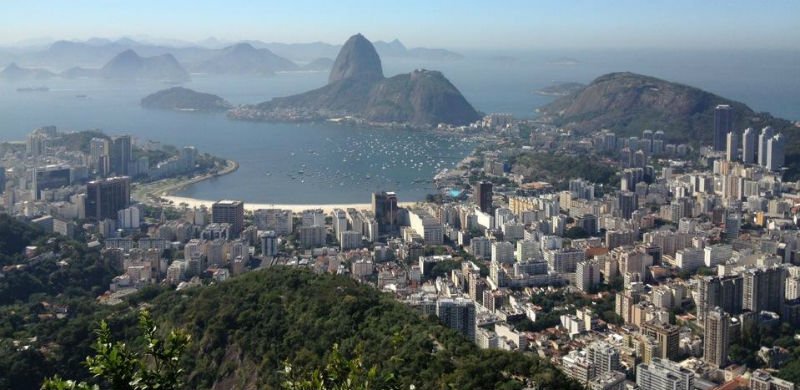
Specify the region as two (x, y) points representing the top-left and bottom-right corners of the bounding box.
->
(132, 158), (239, 204)
(162, 195), (417, 214)
(136, 157), (420, 213)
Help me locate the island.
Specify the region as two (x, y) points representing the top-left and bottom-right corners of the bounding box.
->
(141, 87), (232, 112)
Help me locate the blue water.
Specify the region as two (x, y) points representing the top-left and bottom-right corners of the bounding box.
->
(0, 49), (798, 203)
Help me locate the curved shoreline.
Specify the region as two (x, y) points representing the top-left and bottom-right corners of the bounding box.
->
(162, 195), (417, 214)
(136, 158), (419, 213)
(132, 158), (239, 205)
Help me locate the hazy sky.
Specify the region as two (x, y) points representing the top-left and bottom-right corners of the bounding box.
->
(1, 0), (798, 49)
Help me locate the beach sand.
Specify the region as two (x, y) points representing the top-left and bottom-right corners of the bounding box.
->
(162, 195), (418, 214)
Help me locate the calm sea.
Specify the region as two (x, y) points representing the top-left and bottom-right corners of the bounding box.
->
(0, 49), (797, 204)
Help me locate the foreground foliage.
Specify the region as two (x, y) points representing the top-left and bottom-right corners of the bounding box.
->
(149, 268), (580, 389)
(42, 310), (190, 390)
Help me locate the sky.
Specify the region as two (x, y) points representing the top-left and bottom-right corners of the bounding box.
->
(1, 0), (798, 50)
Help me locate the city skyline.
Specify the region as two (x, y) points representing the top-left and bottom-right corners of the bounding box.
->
(1, 1), (799, 50)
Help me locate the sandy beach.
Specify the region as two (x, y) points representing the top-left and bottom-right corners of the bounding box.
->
(139, 158), (420, 214)
(162, 195), (417, 214)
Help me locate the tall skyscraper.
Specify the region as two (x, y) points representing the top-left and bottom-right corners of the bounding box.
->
(0, 166), (5, 194)
(642, 321), (681, 361)
(766, 133), (786, 171)
(475, 181), (493, 213)
(758, 126), (776, 167)
(260, 230), (278, 257)
(743, 266), (787, 313)
(371, 191), (398, 234)
(111, 135), (132, 176)
(587, 341), (620, 378)
(637, 358), (694, 390)
(436, 298), (476, 341)
(85, 176), (131, 220)
(90, 137), (111, 176)
(713, 105), (733, 152)
(696, 275), (743, 324)
(616, 191), (637, 219)
(742, 127), (756, 164)
(703, 307), (730, 368)
(32, 165), (72, 200)
(725, 131), (738, 161)
(212, 200), (245, 236)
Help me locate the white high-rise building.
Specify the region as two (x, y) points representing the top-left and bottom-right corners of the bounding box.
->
(636, 358), (694, 390)
(766, 133), (786, 171)
(703, 307), (730, 368)
(260, 230), (278, 257)
(491, 241), (515, 264)
(470, 236), (491, 259)
(516, 239), (539, 262)
(758, 126), (776, 167)
(117, 206), (141, 229)
(408, 209), (443, 245)
(725, 131), (738, 162)
(576, 259), (601, 292)
(742, 127), (756, 164)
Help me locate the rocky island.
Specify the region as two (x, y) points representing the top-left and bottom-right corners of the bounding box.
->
(228, 33), (480, 127)
(141, 87), (232, 112)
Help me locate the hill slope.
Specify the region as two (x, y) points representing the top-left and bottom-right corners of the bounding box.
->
(148, 268), (580, 390)
(540, 72), (794, 144)
(539, 72), (800, 177)
(247, 33), (479, 126)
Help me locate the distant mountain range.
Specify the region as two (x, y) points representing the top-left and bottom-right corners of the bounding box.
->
(55, 50), (190, 82)
(0, 37), (463, 73)
(193, 43), (298, 75)
(242, 34), (479, 127)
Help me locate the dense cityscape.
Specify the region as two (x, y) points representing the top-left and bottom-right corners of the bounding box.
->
(2, 98), (799, 389)
(2, 2), (800, 389)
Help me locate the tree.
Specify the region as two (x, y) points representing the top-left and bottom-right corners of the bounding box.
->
(563, 226), (589, 239)
(282, 343), (396, 390)
(41, 310), (190, 390)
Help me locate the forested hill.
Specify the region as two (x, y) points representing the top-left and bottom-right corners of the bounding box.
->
(0, 216), (579, 390)
(540, 72), (795, 144)
(539, 72), (800, 178)
(150, 268), (581, 389)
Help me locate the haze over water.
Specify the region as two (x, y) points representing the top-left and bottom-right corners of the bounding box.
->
(0, 48), (798, 204)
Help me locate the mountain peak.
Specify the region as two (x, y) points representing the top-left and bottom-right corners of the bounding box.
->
(114, 49), (142, 60)
(328, 33), (383, 84)
(228, 42), (256, 52)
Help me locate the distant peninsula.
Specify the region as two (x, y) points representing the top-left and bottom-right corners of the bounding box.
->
(0, 63), (55, 80)
(535, 82), (585, 97)
(229, 33), (480, 127)
(538, 71), (800, 178)
(141, 87), (231, 112)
